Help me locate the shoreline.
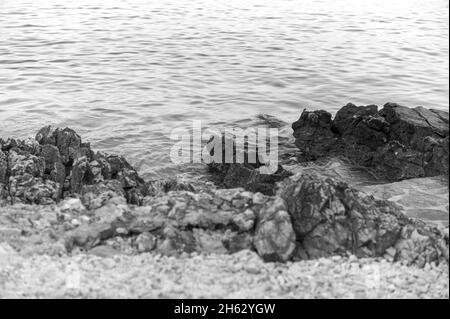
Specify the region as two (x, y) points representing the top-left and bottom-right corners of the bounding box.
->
(1, 102), (449, 298)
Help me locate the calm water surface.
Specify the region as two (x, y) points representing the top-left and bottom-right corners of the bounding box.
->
(0, 0), (448, 178)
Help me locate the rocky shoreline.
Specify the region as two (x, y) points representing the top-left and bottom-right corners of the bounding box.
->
(1, 102), (449, 298)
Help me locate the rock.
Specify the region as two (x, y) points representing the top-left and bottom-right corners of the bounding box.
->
(0, 126), (148, 206)
(207, 133), (292, 195)
(7, 149), (59, 204)
(65, 219), (123, 251)
(223, 231), (254, 253)
(292, 103), (449, 181)
(0, 149), (7, 185)
(380, 103), (448, 149)
(254, 197), (296, 262)
(2, 123), (448, 268)
(70, 155), (95, 193)
(135, 232), (157, 253)
(333, 103), (379, 134)
(58, 198), (87, 215)
(274, 172), (448, 266)
(36, 126), (83, 165)
(292, 109), (340, 160)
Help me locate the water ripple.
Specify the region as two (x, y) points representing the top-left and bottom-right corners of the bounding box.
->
(0, 0), (448, 178)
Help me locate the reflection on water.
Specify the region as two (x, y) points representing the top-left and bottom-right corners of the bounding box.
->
(0, 0), (448, 178)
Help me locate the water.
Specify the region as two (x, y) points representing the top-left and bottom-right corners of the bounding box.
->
(1, 0), (448, 178)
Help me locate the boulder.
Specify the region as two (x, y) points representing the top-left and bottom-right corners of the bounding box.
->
(274, 172), (448, 266)
(208, 134), (292, 195)
(254, 197), (296, 262)
(0, 126), (148, 205)
(292, 109), (338, 161)
(292, 103), (449, 181)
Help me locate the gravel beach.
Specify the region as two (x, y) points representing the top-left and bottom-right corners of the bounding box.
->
(0, 248), (448, 299)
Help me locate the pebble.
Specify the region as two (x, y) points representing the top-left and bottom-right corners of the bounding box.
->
(0, 251), (447, 298)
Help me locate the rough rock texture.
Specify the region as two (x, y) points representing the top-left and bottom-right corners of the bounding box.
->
(1, 127), (448, 269)
(292, 103), (449, 181)
(0, 126), (147, 205)
(272, 173), (448, 267)
(207, 134), (292, 195)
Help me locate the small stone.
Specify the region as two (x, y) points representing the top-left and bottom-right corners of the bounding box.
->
(116, 227), (128, 235)
(135, 232), (156, 253)
(71, 219), (81, 227)
(252, 192), (266, 205)
(59, 198), (86, 214)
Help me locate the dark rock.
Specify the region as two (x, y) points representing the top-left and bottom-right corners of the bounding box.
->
(0, 149), (7, 185)
(380, 103), (448, 150)
(292, 109), (338, 161)
(292, 102), (449, 181)
(333, 103), (378, 134)
(215, 163), (291, 196)
(36, 126), (82, 165)
(1, 126), (148, 206)
(7, 150), (59, 204)
(208, 134), (292, 195)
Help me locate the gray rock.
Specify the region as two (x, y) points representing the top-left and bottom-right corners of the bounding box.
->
(275, 172), (448, 266)
(1, 126), (149, 206)
(254, 197), (296, 262)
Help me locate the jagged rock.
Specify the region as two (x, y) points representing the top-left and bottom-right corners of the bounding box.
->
(36, 126), (84, 165)
(333, 103), (379, 134)
(2, 123), (448, 268)
(207, 133), (292, 195)
(39, 144), (65, 196)
(214, 163), (292, 196)
(135, 232), (157, 253)
(1, 126), (148, 206)
(275, 173), (448, 266)
(380, 103), (448, 150)
(292, 109), (339, 160)
(254, 197), (296, 262)
(63, 188), (261, 256)
(6, 150), (59, 204)
(0, 150), (7, 188)
(58, 198), (87, 215)
(292, 103), (449, 181)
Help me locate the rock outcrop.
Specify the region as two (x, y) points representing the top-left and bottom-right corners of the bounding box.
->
(292, 103), (449, 181)
(273, 173), (448, 267)
(0, 126), (147, 205)
(1, 125), (448, 268)
(207, 134), (292, 195)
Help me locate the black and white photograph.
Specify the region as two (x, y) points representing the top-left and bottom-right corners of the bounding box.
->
(0, 0), (448, 301)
